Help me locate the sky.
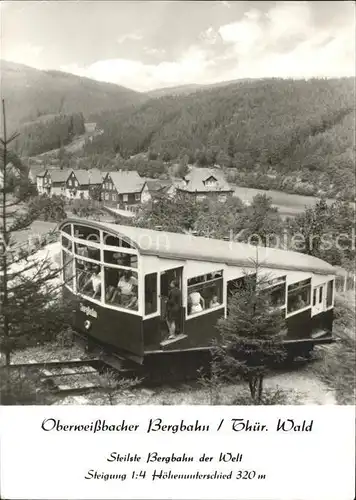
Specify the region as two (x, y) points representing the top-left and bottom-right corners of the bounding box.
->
(1, 1), (355, 92)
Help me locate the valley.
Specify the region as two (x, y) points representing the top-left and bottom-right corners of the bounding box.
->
(1, 61), (352, 202)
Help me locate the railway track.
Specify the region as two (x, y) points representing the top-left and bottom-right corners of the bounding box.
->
(6, 358), (110, 397)
(4, 333), (330, 400)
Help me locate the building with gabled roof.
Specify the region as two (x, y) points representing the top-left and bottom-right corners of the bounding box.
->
(101, 170), (151, 209)
(35, 168), (51, 195)
(50, 169), (72, 197)
(66, 169), (107, 200)
(146, 179), (176, 199)
(28, 164), (46, 184)
(177, 167), (234, 202)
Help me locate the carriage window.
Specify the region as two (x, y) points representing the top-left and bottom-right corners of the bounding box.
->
(188, 270), (223, 287)
(313, 288), (317, 306)
(61, 235), (72, 252)
(104, 250), (137, 268)
(187, 271), (223, 316)
(62, 224), (72, 236)
(287, 279), (311, 313)
(103, 232), (134, 249)
(145, 273), (157, 315)
(75, 259), (102, 301)
(269, 282), (286, 307)
(74, 242), (100, 261)
(326, 280), (334, 308)
(73, 225), (100, 243)
(260, 276), (286, 307)
(319, 287), (323, 303)
(104, 267), (139, 311)
(62, 251), (74, 289)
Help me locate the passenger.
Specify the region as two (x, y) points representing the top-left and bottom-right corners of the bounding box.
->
(127, 286), (139, 310)
(78, 262), (91, 290)
(105, 268), (120, 302)
(111, 271), (137, 306)
(189, 290), (205, 314)
(112, 253), (125, 265)
(294, 294), (306, 311)
(166, 280), (181, 339)
(83, 265), (101, 299)
(77, 244), (89, 266)
(209, 295), (220, 308)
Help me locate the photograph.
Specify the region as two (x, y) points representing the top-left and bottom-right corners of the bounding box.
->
(0, 0), (355, 408)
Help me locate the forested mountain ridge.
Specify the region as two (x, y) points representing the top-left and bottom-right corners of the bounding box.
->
(14, 112), (86, 157)
(85, 77), (355, 200)
(0, 60), (148, 131)
(146, 83), (206, 98)
(145, 78), (255, 98)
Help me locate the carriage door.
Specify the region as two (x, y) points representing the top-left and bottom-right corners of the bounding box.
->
(312, 285), (324, 315)
(160, 267), (184, 332)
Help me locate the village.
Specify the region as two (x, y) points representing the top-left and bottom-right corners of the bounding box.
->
(28, 160), (236, 217)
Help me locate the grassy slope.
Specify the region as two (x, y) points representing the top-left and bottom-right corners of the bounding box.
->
(312, 292), (355, 404)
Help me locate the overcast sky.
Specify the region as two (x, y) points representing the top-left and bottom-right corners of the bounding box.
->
(1, 1), (355, 92)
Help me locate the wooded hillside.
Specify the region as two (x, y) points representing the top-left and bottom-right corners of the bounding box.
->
(0, 60), (147, 131)
(86, 78), (355, 200)
(14, 113), (86, 157)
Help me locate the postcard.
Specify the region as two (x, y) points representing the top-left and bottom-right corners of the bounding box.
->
(0, 1), (355, 499)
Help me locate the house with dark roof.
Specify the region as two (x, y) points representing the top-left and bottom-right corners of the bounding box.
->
(65, 169), (107, 199)
(146, 179), (176, 199)
(177, 168), (234, 202)
(101, 170), (151, 209)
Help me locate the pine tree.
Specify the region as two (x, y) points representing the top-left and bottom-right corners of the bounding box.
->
(241, 194), (283, 247)
(214, 258), (287, 403)
(0, 100), (74, 404)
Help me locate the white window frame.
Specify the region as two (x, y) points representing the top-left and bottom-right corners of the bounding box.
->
(135, 193), (141, 201)
(62, 247), (75, 291)
(326, 279), (335, 310)
(143, 272), (159, 319)
(186, 271), (224, 320)
(60, 228), (142, 316)
(123, 194), (129, 202)
(286, 279), (312, 318)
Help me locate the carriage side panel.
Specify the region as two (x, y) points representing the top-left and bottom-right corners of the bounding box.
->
(143, 316), (161, 349)
(310, 308), (334, 334)
(64, 288), (144, 357)
(286, 308), (312, 339)
(184, 307), (225, 347)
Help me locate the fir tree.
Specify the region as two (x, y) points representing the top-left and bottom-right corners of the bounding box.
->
(214, 258), (287, 403)
(0, 100), (74, 404)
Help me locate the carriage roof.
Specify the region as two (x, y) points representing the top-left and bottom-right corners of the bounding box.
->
(59, 218), (335, 276)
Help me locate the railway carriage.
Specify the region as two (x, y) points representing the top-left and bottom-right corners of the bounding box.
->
(59, 218), (335, 372)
